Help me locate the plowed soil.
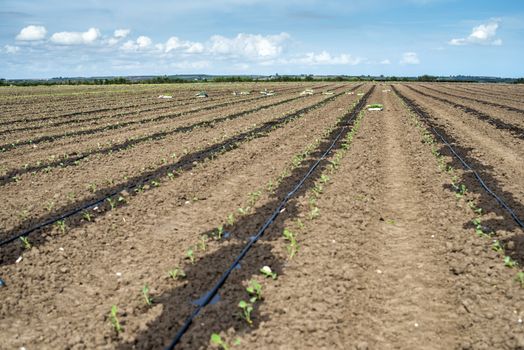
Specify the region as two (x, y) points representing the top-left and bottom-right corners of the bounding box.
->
(0, 82), (523, 350)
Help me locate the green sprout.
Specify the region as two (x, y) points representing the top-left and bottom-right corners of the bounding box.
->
(168, 267), (186, 280)
(20, 236), (31, 249)
(472, 218), (489, 237)
(504, 256), (517, 268)
(56, 220), (66, 233)
(260, 265), (277, 280)
(246, 280), (262, 302)
(283, 228), (298, 259)
(492, 240), (504, 253)
(237, 207), (248, 216)
(186, 247), (195, 264)
(109, 305), (122, 333)
(215, 225), (224, 240)
(238, 300), (253, 325)
(210, 333), (229, 350)
(88, 183), (97, 193)
(516, 271), (524, 288)
(45, 200), (55, 212)
(227, 213), (235, 226)
(248, 191), (262, 207)
(107, 197), (116, 210)
(198, 235), (207, 251)
(82, 211), (92, 222)
(142, 284), (153, 306)
(319, 174), (330, 184)
(309, 206), (320, 220)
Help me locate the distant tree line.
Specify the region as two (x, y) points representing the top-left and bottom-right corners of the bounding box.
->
(1, 75), (523, 86)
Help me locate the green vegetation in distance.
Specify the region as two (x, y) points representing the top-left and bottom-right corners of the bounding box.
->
(2, 74), (523, 86)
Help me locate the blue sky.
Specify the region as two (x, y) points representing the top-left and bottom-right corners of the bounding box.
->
(1, 0), (523, 79)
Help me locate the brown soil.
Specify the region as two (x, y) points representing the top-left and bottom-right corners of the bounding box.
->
(0, 83), (523, 350)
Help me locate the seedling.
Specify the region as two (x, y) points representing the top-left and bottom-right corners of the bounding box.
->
(186, 247), (195, 264)
(453, 183), (467, 199)
(168, 267), (186, 280)
(260, 266), (277, 280)
(504, 256), (517, 268)
(88, 183), (97, 193)
(246, 280), (262, 302)
(227, 213), (235, 226)
(516, 271), (524, 288)
(20, 236), (31, 249)
(198, 235), (207, 251)
(45, 201), (55, 212)
(472, 218), (486, 237)
(309, 206), (320, 220)
(283, 228), (298, 259)
(238, 300), (253, 325)
(18, 209), (29, 220)
(56, 220), (66, 233)
(82, 211), (92, 222)
(109, 305), (122, 333)
(215, 225), (224, 240)
(142, 284), (153, 305)
(107, 197), (116, 210)
(237, 207), (248, 216)
(492, 240), (504, 253)
(248, 191), (261, 207)
(210, 333), (229, 350)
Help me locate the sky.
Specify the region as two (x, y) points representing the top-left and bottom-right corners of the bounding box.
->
(0, 0), (523, 79)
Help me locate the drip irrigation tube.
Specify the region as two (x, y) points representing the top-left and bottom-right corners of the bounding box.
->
(393, 86), (524, 229)
(165, 87), (374, 349)
(0, 85), (361, 248)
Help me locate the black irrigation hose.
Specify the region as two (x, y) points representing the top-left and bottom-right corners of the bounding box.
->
(0, 86), (360, 247)
(165, 87), (373, 350)
(393, 85), (524, 229)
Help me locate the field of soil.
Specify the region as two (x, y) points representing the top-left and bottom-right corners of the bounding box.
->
(0, 82), (523, 350)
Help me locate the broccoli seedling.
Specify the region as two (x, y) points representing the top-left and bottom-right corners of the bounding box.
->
(186, 248), (195, 264)
(504, 256), (517, 268)
(238, 300), (253, 325)
(516, 271), (524, 288)
(19, 236), (31, 249)
(283, 228), (298, 259)
(109, 305), (122, 333)
(260, 266), (277, 280)
(210, 333), (229, 350)
(168, 268), (186, 280)
(246, 280), (262, 302)
(142, 284), (153, 306)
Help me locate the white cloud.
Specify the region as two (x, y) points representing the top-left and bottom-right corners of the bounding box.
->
(400, 52), (420, 64)
(449, 20), (502, 46)
(16, 25), (47, 41)
(209, 32), (290, 59)
(292, 51), (361, 65)
(136, 36), (152, 48)
(50, 28), (101, 45)
(114, 29), (131, 39)
(380, 59), (391, 64)
(121, 35), (153, 51)
(157, 36), (205, 53)
(4, 45), (20, 54)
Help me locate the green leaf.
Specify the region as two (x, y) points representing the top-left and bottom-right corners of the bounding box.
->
(210, 333), (222, 344)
